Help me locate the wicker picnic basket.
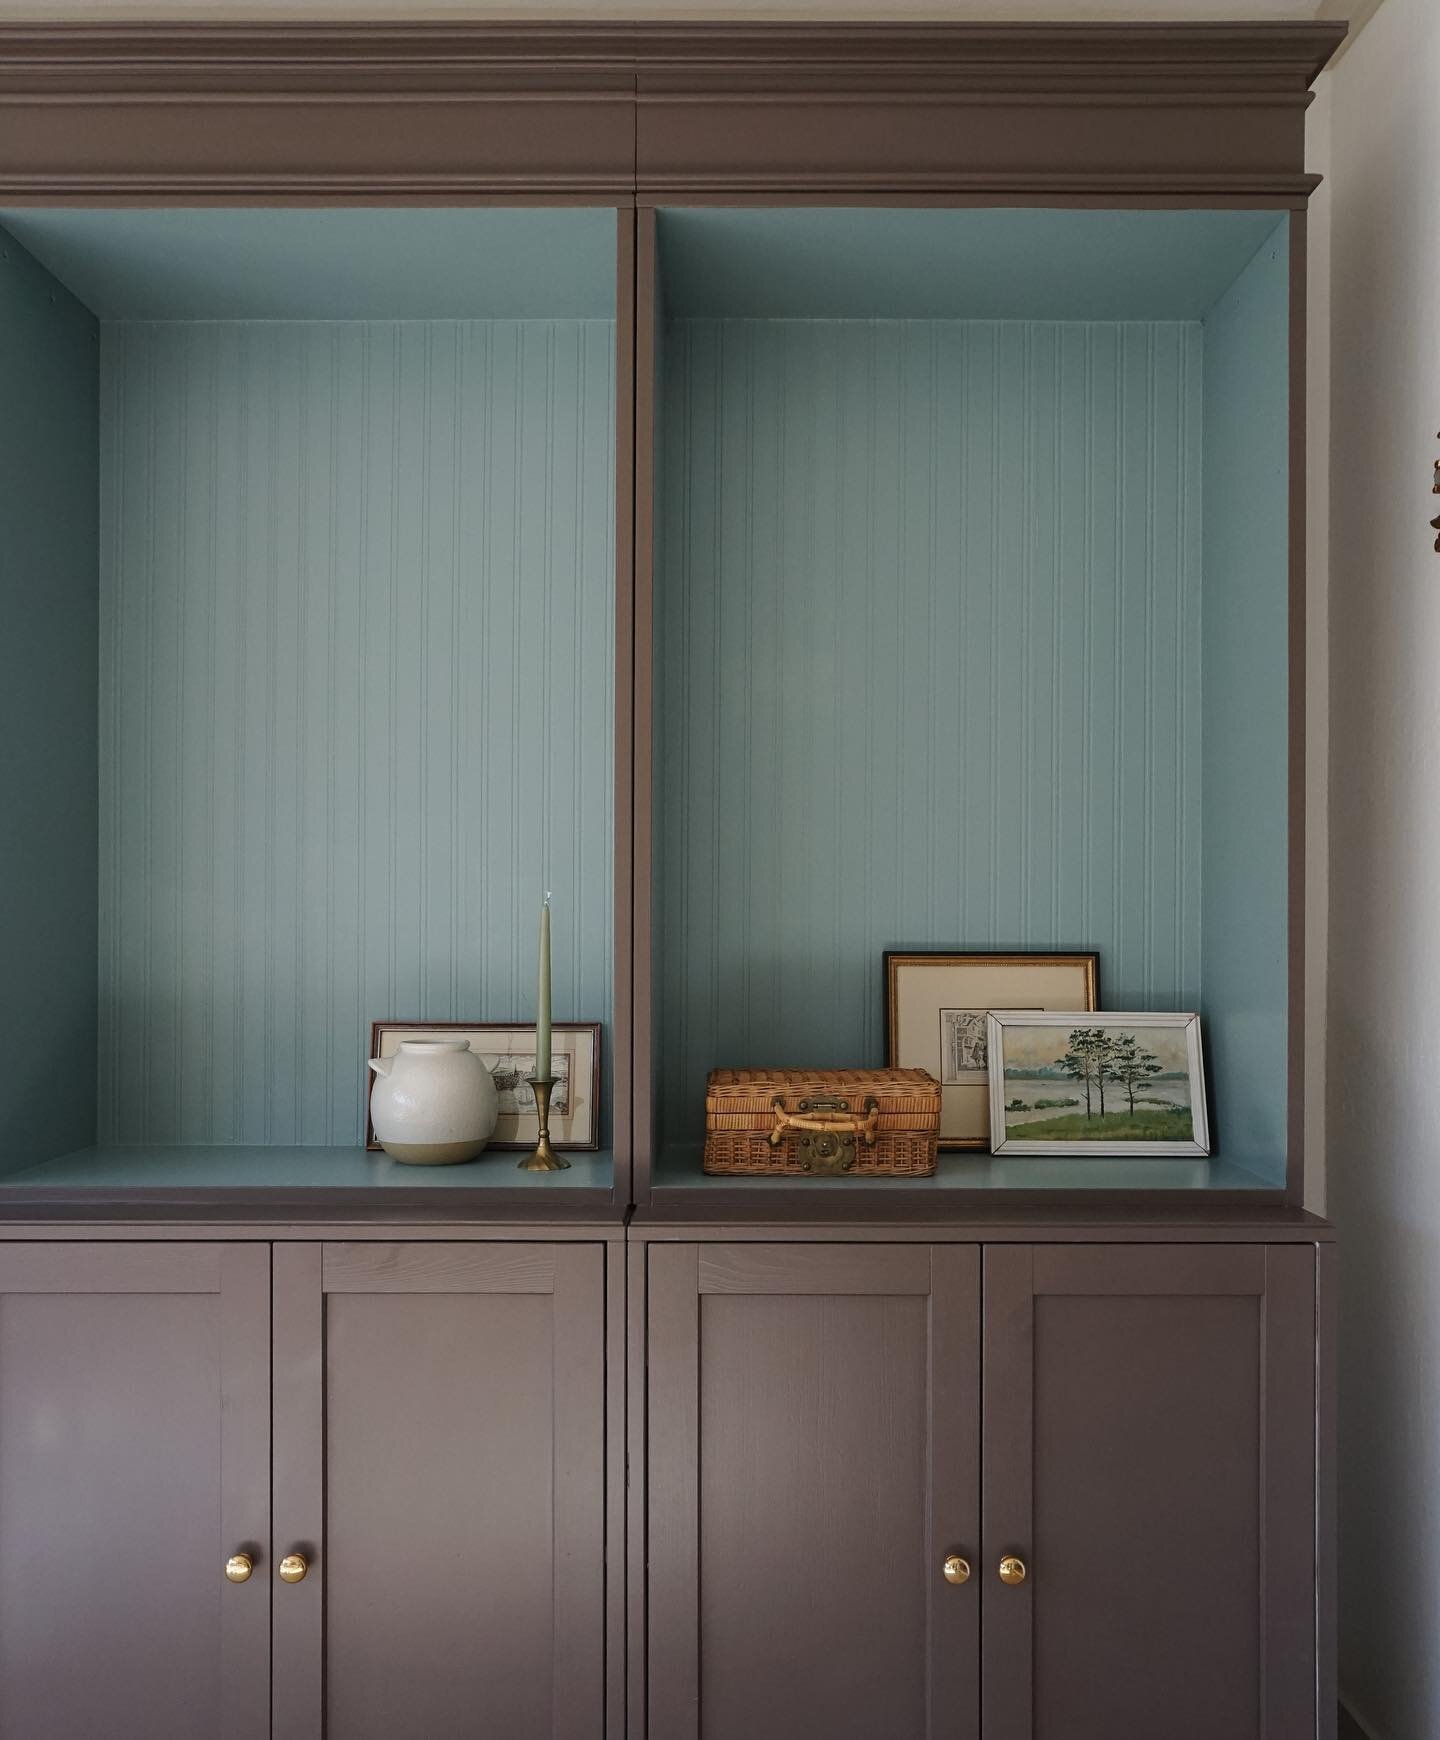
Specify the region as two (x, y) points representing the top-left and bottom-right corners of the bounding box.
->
(703, 1067), (941, 1177)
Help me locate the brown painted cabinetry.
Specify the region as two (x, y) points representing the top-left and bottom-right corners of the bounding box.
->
(646, 1244), (980, 1740)
(0, 1244), (272, 1740)
(0, 1230), (1327, 1739)
(981, 1245), (1319, 1740)
(641, 1240), (1322, 1740)
(271, 1242), (608, 1740)
(0, 1239), (611, 1740)
(0, 21), (1338, 1740)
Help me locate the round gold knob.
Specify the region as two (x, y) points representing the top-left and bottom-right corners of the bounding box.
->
(224, 1553), (254, 1585)
(942, 1554), (971, 1586)
(998, 1555), (1028, 1587)
(278, 1553), (309, 1585)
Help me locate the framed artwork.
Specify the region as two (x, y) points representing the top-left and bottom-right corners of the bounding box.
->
(987, 1011), (1209, 1157)
(884, 952), (1098, 1149)
(367, 1021), (601, 1152)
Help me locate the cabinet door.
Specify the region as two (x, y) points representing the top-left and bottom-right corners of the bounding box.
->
(645, 1243), (980, 1740)
(0, 1242), (270, 1740)
(271, 1241), (606, 1740)
(983, 1244), (1317, 1740)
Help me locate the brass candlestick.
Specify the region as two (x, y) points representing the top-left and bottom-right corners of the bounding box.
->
(518, 1076), (570, 1172)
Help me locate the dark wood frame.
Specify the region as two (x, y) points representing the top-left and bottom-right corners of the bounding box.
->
(883, 950), (1100, 1150)
(0, 20), (1344, 1225)
(365, 1020), (603, 1152)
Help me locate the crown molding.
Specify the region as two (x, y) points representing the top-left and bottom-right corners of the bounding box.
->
(0, 21), (1347, 199)
(0, 20), (1348, 84)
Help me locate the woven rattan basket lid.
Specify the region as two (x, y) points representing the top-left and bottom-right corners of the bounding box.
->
(706, 1067), (939, 1107)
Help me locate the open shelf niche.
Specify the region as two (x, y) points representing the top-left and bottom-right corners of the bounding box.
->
(644, 205), (1296, 1206)
(1, 206), (622, 1211)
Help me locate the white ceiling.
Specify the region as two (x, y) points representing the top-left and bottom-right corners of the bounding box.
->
(0, 0), (1334, 21)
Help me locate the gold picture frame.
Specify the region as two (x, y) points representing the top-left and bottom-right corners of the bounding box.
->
(883, 952), (1098, 1149)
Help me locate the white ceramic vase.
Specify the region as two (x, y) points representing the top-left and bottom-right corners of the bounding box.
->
(368, 1039), (499, 1164)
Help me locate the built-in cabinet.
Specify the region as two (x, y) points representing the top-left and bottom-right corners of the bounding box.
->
(271, 1242), (608, 1740)
(645, 1243), (979, 1739)
(640, 1237), (1324, 1740)
(636, 203), (1300, 1212)
(0, 1224), (1328, 1740)
(0, 21), (1341, 1740)
(0, 1244), (270, 1740)
(0, 1228), (1330, 1740)
(0, 1238), (613, 1740)
(0, 18), (1341, 1223)
(981, 1244), (1319, 1740)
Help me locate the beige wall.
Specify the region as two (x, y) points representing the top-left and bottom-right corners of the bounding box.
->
(1324, 0), (1440, 1734)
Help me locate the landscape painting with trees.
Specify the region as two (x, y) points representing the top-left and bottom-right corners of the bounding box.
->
(987, 1013), (1209, 1156)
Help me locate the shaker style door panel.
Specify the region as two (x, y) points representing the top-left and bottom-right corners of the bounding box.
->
(983, 1244), (1318, 1740)
(645, 1243), (980, 1740)
(272, 1241), (606, 1740)
(0, 1243), (271, 1740)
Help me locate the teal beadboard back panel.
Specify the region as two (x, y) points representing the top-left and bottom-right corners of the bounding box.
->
(1201, 219), (1290, 1177)
(0, 230), (100, 1175)
(99, 319), (615, 1145)
(655, 318), (1205, 1144)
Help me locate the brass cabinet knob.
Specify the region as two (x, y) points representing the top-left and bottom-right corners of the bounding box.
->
(278, 1553), (309, 1585)
(224, 1553), (254, 1585)
(942, 1554), (971, 1585)
(998, 1555), (1028, 1587)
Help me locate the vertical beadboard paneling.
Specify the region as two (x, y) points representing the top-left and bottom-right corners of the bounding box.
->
(1202, 226), (1291, 1173)
(0, 231), (99, 1175)
(655, 318), (1204, 1143)
(99, 318), (615, 1146)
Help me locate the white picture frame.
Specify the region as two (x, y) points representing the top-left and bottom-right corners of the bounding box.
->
(367, 1021), (601, 1151)
(986, 1011), (1209, 1157)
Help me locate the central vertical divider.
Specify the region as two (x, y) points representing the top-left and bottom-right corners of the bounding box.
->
(632, 207), (659, 1212)
(615, 204), (639, 1213)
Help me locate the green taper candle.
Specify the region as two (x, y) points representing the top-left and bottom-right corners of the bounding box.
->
(536, 895), (552, 1080)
